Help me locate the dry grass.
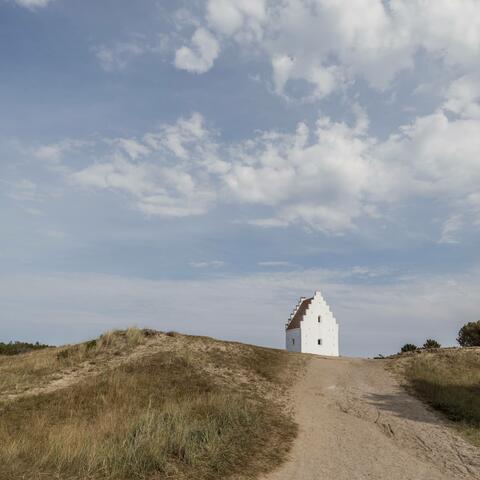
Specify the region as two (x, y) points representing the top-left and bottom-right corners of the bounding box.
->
(0, 330), (301, 480)
(0, 327), (146, 396)
(389, 348), (480, 446)
(0, 347), (59, 394)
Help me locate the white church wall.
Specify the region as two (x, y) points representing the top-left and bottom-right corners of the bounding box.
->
(299, 292), (339, 356)
(286, 327), (301, 352)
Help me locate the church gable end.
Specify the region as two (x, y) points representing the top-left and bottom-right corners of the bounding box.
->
(285, 290), (339, 357)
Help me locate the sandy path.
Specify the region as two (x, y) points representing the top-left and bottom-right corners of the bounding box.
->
(264, 356), (480, 480)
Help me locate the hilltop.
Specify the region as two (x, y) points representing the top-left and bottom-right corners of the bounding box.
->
(0, 328), (303, 480)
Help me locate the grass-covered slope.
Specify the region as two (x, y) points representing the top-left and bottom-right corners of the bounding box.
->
(0, 329), (302, 480)
(389, 348), (480, 446)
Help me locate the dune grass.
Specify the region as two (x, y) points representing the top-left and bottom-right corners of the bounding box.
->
(0, 327), (146, 395)
(0, 331), (299, 480)
(392, 348), (480, 446)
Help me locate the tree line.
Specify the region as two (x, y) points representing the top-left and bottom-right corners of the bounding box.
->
(400, 320), (480, 353)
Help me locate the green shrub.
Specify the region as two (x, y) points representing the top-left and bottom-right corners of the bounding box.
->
(0, 341), (50, 356)
(423, 339), (441, 349)
(400, 343), (417, 353)
(457, 321), (480, 347)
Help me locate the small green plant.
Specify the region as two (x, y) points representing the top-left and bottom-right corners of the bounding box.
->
(400, 343), (418, 353)
(423, 339), (441, 349)
(457, 321), (480, 347)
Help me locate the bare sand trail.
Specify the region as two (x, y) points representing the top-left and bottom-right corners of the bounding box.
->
(263, 356), (480, 480)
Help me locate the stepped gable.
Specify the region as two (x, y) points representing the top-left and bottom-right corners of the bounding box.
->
(286, 297), (313, 330)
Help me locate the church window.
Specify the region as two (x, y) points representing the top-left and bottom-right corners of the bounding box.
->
(318, 339), (322, 345)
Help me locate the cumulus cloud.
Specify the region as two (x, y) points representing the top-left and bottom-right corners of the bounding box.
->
(206, 0), (265, 40)
(172, 0), (480, 103)
(444, 74), (480, 119)
(223, 114), (381, 233)
(36, 98), (480, 239)
(174, 28), (220, 74)
(70, 114), (218, 217)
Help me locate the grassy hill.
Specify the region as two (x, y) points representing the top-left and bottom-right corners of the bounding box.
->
(389, 347), (480, 447)
(0, 328), (303, 480)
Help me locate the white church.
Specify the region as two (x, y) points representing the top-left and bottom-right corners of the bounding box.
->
(285, 291), (339, 356)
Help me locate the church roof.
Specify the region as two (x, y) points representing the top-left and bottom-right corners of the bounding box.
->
(286, 296), (313, 330)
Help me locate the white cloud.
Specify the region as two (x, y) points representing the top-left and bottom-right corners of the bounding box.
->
(381, 111), (480, 200)
(223, 112), (381, 233)
(14, 0), (52, 9)
(206, 0), (265, 40)
(6, 179), (41, 202)
(189, 260), (226, 268)
(72, 156), (214, 218)
(94, 41), (146, 72)
(173, 0), (480, 103)
(174, 28), (220, 74)
(271, 54), (294, 97)
(34, 139), (86, 165)
(394, 0), (480, 69)
(114, 139), (150, 160)
(258, 261), (295, 267)
(92, 33), (172, 72)
(37, 100), (480, 239)
(444, 74), (480, 119)
(439, 214), (463, 244)
(70, 113), (218, 218)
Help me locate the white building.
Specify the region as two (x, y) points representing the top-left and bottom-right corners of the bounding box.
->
(285, 291), (339, 356)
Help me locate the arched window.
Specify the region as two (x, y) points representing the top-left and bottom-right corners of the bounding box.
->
(318, 315), (321, 322)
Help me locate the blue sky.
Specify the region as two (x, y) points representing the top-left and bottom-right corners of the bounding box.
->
(1, 0), (480, 356)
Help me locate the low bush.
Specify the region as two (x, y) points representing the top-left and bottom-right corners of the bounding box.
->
(400, 343), (417, 353)
(423, 339), (441, 349)
(457, 321), (480, 347)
